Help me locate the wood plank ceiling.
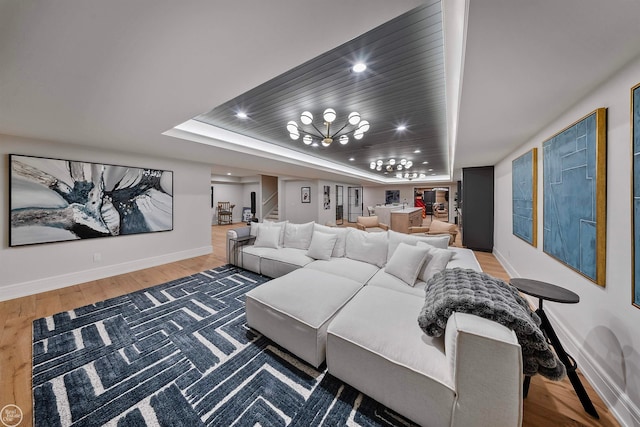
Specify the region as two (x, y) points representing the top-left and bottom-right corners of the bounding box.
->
(195, 2), (448, 180)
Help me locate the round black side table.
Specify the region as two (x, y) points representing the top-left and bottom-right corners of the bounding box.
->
(510, 278), (599, 419)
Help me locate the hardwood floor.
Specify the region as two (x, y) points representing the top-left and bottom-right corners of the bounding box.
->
(0, 223), (619, 426)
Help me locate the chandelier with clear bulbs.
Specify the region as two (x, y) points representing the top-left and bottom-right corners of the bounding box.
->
(370, 158), (427, 180)
(370, 158), (413, 172)
(287, 108), (369, 147)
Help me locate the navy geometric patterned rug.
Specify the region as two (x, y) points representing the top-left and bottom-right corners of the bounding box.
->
(33, 264), (418, 426)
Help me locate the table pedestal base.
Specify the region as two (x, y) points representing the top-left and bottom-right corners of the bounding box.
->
(524, 305), (599, 419)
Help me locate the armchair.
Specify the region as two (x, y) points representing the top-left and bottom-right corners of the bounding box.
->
(433, 203), (448, 219)
(217, 202), (235, 225)
(356, 215), (389, 233)
(433, 203), (449, 219)
(409, 219), (458, 245)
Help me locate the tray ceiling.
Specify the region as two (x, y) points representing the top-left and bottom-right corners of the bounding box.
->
(194, 3), (448, 181)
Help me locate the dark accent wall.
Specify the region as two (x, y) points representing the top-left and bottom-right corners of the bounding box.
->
(462, 166), (494, 251)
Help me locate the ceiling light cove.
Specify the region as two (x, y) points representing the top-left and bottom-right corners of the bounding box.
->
(287, 109), (370, 147)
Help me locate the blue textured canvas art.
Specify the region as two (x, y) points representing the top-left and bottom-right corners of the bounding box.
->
(512, 148), (537, 246)
(10, 154), (173, 246)
(542, 109), (606, 285)
(633, 84), (640, 308)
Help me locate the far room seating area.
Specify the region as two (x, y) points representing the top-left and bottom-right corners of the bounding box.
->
(356, 215), (389, 232)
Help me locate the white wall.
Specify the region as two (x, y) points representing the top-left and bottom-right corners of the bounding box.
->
(282, 180), (316, 223)
(1, 134), (213, 301)
(494, 55), (640, 425)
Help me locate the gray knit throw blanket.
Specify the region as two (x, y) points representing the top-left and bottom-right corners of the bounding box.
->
(418, 268), (566, 381)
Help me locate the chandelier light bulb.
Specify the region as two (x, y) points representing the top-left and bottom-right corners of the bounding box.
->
(287, 121), (298, 134)
(389, 159), (396, 165)
(376, 165), (382, 171)
(354, 130), (364, 140)
(289, 132), (299, 140)
(339, 135), (349, 145)
(357, 120), (370, 133)
(396, 173), (402, 178)
(397, 165), (403, 171)
(321, 139), (332, 147)
(419, 173), (426, 178)
(386, 165), (393, 172)
(303, 135), (313, 145)
(323, 108), (337, 123)
(348, 112), (361, 125)
(300, 111), (313, 125)
(370, 162), (376, 169)
(406, 161), (413, 168)
(376, 160), (383, 166)
(400, 158), (407, 165)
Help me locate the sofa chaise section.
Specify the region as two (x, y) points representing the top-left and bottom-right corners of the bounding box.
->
(327, 286), (523, 427)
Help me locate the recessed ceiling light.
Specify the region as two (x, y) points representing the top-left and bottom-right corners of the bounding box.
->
(311, 142), (319, 147)
(352, 62), (367, 73)
(236, 112), (247, 119)
(397, 125), (406, 131)
(422, 161), (429, 164)
(428, 168), (433, 171)
(414, 149), (421, 153)
(349, 157), (355, 161)
(227, 172), (232, 175)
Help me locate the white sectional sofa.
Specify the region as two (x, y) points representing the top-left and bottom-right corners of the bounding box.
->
(228, 221), (523, 427)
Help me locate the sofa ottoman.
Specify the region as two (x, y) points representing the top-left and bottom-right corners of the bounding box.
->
(245, 269), (364, 368)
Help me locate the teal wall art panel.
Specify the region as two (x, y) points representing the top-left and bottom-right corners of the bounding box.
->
(633, 83), (640, 308)
(543, 109), (607, 286)
(512, 148), (537, 246)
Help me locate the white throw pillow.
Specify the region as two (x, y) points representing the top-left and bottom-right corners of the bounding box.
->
(284, 221), (315, 250)
(419, 234), (450, 249)
(250, 222), (260, 237)
(264, 220), (288, 245)
(254, 226), (281, 249)
(387, 230), (450, 261)
(313, 224), (348, 257)
(345, 228), (388, 268)
(417, 242), (454, 282)
(385, 242), (430, 286)
(306, 231), (338, 260)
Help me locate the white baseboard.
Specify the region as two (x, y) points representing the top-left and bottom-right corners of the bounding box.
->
(543, 307), (640, 427)
(492, 248), (639, 426)
(0, 245), (213, 302)
(492, 248), (518, 277)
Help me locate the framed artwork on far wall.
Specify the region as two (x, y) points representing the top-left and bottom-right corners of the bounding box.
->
(542, 108), (607, 286)
(301, 186), (310, 203)
(323, 185), (330, 210)
(632, 83), (640, 308)
(512, 148), (537, 246)
(385, 189), (400, 204)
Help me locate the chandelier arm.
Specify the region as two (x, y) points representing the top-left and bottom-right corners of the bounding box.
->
(309, 122), (328, 138)
(297, 128), (323, 139)
(330, 121), (351, 138)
